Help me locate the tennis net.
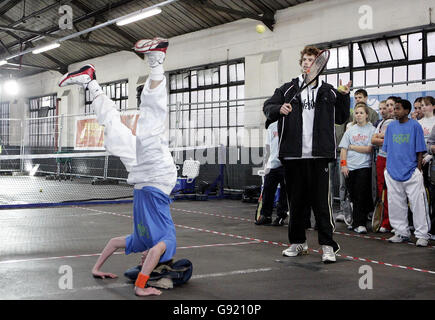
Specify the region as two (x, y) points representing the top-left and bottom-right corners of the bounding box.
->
(0, 152), (133, 207)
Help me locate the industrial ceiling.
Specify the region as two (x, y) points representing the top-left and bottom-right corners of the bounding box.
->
(0, 0), (311, 78)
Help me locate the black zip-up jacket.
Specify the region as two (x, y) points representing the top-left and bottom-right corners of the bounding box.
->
(263, 77), (350, 159)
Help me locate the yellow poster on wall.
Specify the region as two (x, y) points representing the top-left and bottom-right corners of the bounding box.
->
(74, 114), (139, 150)
(74, 117), (104, 150)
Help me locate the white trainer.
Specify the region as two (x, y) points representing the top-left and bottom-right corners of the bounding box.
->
(354, 226), (367, 234)
(134, 37), (168, 68)
(335, 213), (345, 222)
(58, 64), (96, 88)
(282, 242), (308, 257)
(388, 234), (410, 243)
(134, 37), (168, 53)
(416, 238), (428, 247)
(321, 245), (336, 263)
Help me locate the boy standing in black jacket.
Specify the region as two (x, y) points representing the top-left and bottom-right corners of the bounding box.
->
(263, 46), (351, 263)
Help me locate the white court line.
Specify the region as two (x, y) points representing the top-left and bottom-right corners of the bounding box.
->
(15, 267), (275, 299)
(0, 241), (259, 264)
(78, 207), (435, 274)
(0, 212), (104, 221)
(191, 268), (273, 279)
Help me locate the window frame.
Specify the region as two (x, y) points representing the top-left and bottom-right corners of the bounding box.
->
(168, 58), (245, 148)
(28, 94), (58, 148)
(84, 79), (129, 114)
(316, 27), (435, 88)
(0, 101), (10, 146)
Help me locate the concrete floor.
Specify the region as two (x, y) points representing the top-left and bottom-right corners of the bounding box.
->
(0, 199), (434, 300)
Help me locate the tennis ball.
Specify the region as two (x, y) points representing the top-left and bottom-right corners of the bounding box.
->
(256, 24), (265, 34)
(338, 85), (346, 92)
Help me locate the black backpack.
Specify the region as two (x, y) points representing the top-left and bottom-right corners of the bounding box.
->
(124, 259), (193, 287)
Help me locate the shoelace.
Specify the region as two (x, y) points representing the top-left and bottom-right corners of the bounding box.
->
(322, 246), (333, 254)
(146, 52), (164, 67)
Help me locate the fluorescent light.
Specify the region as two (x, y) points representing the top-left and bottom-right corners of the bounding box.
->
(32, 43), (60, 54)
(116, 7), (162, 26)
(0, 60), (7, 66)
(4, 79), (19, 95)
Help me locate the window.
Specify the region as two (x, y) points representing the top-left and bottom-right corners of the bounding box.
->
(28, 94), (57, 148)
(168, 59), (245, 148)
(84, 79), (128, 114)
(0, 101), (9, 146)
(317, 29), (435, 88)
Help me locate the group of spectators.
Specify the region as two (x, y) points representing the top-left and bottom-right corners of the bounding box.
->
(255, 47), (435, 262)
(333, 91), (434, 247)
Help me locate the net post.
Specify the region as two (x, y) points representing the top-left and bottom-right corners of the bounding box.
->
(58, 114), (64, 152)
(20, 119), (24, 173)
(174, 101), (182, 164)
(104, 155), (109, 179)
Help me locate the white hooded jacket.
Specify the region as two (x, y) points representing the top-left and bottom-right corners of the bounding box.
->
(90, 77), (177, 195)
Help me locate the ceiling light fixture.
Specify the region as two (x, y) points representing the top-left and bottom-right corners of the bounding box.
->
(4, 78), (19, 95)
(32, 43), (61, 54)
(116, 7), (162, 26)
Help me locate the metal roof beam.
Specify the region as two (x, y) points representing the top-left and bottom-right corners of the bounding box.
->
(0, 0), (25, 17)
(2, 0), (142, 53)
(247, 0), (276, 30)
(5, 62), (61, 71)
(186, 0), (275, 30)
(4, 0), (74, 29)
(4, 0), (180, 61)
(24, 42), (68, 74)
(0, 39), (11, 55)
(0, 25), (132, 51)
(190, 0), (262, 20)
(71, 0), (143, 58)
(0, 17), (68, 73)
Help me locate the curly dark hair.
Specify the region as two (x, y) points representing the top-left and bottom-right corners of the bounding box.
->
(299, 46), (320, 66)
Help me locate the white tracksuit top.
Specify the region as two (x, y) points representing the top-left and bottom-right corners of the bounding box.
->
(90, 77), (177, 195)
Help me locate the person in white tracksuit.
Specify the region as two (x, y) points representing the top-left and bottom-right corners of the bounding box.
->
(382, 98), (430, 247)
(59, 38), (177, 296)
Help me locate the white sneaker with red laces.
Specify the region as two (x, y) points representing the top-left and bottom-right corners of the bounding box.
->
(134, 37), (168, 53)
(58, 64), (96, 88)
(134, 37), (168, 68)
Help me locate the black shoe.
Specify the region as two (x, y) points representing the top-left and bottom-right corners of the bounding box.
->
(255, 215), (272, 225)
(272, 217), (285, 226)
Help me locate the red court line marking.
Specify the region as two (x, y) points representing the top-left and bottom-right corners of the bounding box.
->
(171, 207), (434, 249)
(172, 207), (252, 223)
(76, 207), (435, 275)
(174, 224), (435, 274)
